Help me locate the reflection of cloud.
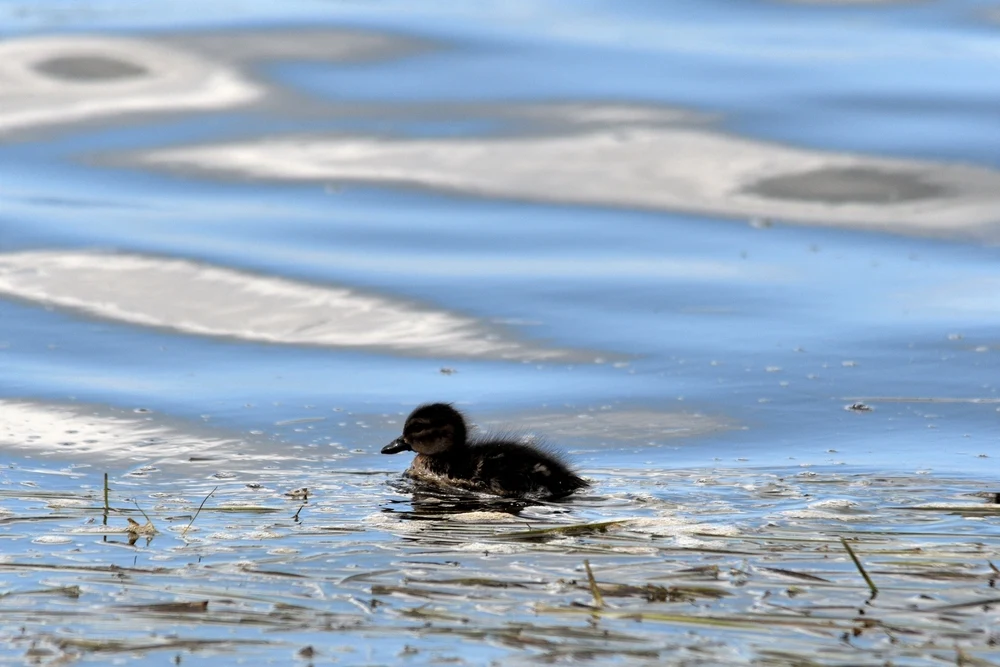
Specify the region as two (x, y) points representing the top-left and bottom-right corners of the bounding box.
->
(162, 28), (431, 67)
(0, 251), (573, 361)
(0, 36), (260, 135)
(0, 400), (238, 461)
(137, 119), (1000, 235)
(0, 30), (430, 136)
(483, 408), (731, 443)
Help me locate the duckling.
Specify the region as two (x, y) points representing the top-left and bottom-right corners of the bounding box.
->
(382, 403), (588, 500)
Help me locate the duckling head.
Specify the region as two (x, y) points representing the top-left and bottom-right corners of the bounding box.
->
(382, 403), (468, 456)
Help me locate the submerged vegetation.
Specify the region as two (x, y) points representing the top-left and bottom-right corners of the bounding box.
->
(1, 465), (999, 665)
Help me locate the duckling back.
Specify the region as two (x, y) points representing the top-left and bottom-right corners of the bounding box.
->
(466, 439), (588, 499)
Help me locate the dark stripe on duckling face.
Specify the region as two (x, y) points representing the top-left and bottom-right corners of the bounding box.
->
(383, 402), (468, 457)
(404, 423), (455, 455)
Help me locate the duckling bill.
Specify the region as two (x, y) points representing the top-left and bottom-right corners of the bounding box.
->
(382, 403), (588, 500)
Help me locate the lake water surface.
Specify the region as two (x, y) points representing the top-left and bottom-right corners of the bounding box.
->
(2, 1), (999, 665)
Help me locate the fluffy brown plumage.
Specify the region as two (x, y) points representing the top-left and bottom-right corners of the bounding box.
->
(382, 403), (588, 500)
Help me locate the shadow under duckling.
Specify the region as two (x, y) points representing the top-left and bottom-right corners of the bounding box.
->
(383, 478), (538, 518)
(382, 403), (588, 500)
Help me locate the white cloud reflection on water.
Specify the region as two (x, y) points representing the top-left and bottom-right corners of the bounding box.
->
(0, 35), (259, 135)
(0, 251), (579, 361)
(0, 30), (428, 137)
(2, 31), (998, 239)
(138, 125), (1000, 236)
(0, 399), (239, 463)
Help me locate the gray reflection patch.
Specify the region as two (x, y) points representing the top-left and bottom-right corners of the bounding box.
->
(0, 251), (575, 361)
(745, 167), (950, 204)
(0, 29), (432, 135)
(34, 55), (148, 81)
(484, 408), (731, 444)
(163, 27), (433, 66)
(0, 35), (259, 135)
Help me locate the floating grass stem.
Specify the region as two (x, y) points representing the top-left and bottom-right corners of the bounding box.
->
(583, 559), (604, 608)
(0, 585), (81, 600)
(182, 486), (218, 537)
(103, 472), (109, 526)
(503, 520), (627, 541)
(840, 536), (878, 597)
(535, 604), (762, 629)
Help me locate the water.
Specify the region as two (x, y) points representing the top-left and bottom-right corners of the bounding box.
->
(1, 1), (999, 664)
